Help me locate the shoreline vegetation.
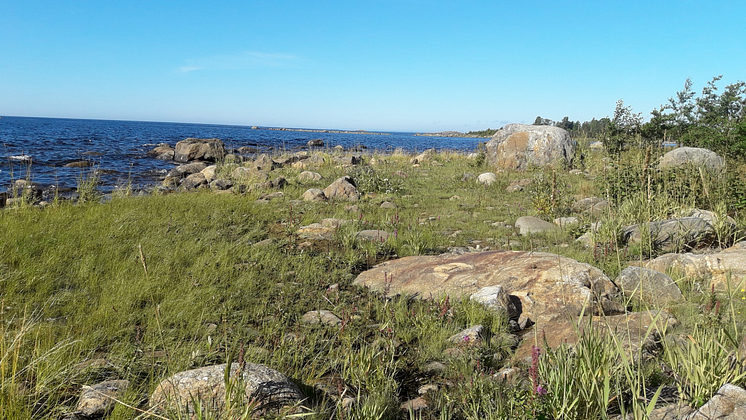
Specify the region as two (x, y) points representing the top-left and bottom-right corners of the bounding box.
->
(2, 76), (746, 419)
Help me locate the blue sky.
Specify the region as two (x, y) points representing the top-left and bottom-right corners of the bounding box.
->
(1, 1), (745, 132)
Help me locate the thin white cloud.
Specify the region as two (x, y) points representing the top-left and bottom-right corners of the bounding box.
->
(179, 51), (299, 72)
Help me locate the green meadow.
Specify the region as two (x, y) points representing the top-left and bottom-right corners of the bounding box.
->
(2, 141), (746, 419)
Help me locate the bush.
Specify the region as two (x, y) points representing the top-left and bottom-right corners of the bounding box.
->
(347, 166), (403, 195)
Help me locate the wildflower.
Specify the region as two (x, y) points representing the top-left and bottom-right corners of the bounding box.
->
(535, 385), (547, 395)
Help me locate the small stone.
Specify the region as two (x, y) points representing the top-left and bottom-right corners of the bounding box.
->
(493, 367), (518, 382)
(297, 171), (322, 183)
(302, 188), (326, 202)
(401, 397), (428, 412)
(423, 361), (447, 373)
(301, 310), (342, 326)
(515, 216), (559, 235)
(418, 384), (438, 395)
(356, 230), (391, 242)
(76, 380), (130, 418)
(476, 172), (498, 186)
(380, 201), (397, 209)
(554, 217), (579, 227)
(448, 325), (483, 345)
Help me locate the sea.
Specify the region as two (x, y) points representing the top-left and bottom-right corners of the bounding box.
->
(0, 116), (482, 195)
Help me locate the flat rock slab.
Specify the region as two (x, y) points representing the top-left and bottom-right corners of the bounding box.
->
(353, 250), (619, 324)
(514, 310), (678, 362)
(150, 363), (303, 416)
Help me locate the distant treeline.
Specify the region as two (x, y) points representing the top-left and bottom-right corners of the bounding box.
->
(531, 116), (611, 139)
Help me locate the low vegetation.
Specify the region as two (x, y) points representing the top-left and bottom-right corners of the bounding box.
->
(1, 140), (746, 419)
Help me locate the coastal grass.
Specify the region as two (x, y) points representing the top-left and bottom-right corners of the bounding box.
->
(1, 146), (746, 418)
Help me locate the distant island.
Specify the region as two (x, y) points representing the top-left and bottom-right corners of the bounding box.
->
(415, 128), (498, 138)
(254, 126), (391, 135)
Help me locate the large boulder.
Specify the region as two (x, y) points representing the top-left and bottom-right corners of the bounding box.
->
(353, 250), (620, 325)
(623, 217), (716, 252)
(614, 266), (683, 308)
(149, 363), (303, 416)
(639, 241), (746, 291)
(485, 124), (575, 169)
(323, 176), (360, 201)
(659, 147), (725, 172)
(174, 138), (226, 163)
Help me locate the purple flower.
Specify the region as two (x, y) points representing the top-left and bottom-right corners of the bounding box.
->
(535, 385), (547, 395)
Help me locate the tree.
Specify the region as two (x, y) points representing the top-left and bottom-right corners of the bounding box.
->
(533, 116), (552, 126)
(604, 100), (642, 154)
(556, 116), (574, 131)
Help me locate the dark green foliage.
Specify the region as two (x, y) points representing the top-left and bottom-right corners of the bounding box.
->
(465, 127), (499, 137)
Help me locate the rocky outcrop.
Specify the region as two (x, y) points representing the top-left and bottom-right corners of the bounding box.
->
(149, 363), (303, 416)
(659, 147), (725, 172)
(174, 138), (226, 163)
(485, 124), (575, 169)
(353, 250), (620, 325)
